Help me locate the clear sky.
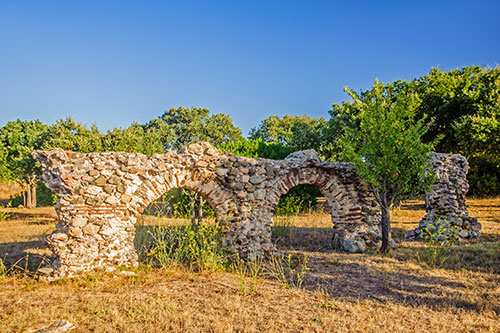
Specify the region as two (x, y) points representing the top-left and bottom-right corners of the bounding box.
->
(1, 0), (499, 136)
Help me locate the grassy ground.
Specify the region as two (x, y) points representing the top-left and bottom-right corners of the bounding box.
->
(0, 198), (499, 332)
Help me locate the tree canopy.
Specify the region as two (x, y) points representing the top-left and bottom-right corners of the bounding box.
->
(339, 79), (436, 252)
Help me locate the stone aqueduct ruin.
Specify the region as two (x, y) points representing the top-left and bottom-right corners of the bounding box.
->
(34, 142), (481, 277)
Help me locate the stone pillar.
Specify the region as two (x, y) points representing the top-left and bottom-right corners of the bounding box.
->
(406, 153), (481, 241)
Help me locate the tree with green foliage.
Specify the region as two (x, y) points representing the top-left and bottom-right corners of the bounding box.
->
(103, 123), (166, 156)
(146, 106), (243, 220)
(249, 114), (327, 152)
(338, 80), (436, 252)
(219, 138), (294, 160)
(42, 117), (104, 153)
(328, 65), (500, 196)
(0, 142), (12, 180)
(154, 106), (243, 150)
(0, 120), (48, 208)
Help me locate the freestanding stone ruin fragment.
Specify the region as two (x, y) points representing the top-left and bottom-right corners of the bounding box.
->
(33, 143), (480, 277)
(406, 153), (481, 241)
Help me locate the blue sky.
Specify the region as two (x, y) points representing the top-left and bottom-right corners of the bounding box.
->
(1, 0), (499, 135)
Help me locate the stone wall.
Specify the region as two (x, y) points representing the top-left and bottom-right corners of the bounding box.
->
(34, 143), (381, 277)
(33, 143), (479, 277)
(406, 153), (481, 241)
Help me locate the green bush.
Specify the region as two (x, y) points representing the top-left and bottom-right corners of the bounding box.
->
(276, 184), (320, 215)
(466, 156), (500, 197)
(143, 221), (228, 271)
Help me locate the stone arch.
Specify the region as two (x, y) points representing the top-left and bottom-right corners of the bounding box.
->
(268, 167), (356, 219)
(33, 143), (478, 278)
(131, 167), (234, 222)
(263, 162), (381, 253)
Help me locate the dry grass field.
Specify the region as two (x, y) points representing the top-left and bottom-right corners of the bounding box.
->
(0, 197), (499, 332)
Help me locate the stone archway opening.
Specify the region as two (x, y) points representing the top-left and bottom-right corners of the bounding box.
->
(271, 184), (330, 250)
(134, 186), (225, 270)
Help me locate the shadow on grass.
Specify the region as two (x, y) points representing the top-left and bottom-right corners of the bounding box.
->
(272, 226), (334, 252)
(303, 254), (497, 312)
(1, 210), (56, 224)
(271, 224), (499, 313)
(0, 240), (49, 274)
(2, 222), (498, 314)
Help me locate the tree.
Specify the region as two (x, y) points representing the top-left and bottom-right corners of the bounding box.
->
(249, 114), (327, 153)
(147, 106), (243, 220)
(0, 141), (12, 180)
(42, 117), (104, 153)
(0, 120), (48, 208)
(219, 138), (294, 160)
(154, 106), (243, 150)
(338, 80), (436, 252)
(103, 123), (165, 156)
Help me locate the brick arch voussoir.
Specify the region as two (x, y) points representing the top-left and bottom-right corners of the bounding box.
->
(269, 167), (360, 218)
(132, 168), (233, 220)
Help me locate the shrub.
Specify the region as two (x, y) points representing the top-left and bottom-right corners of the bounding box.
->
(143, 221), (228, 271)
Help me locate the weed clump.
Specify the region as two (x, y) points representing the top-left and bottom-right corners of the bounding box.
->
(140, 221), (228, 272)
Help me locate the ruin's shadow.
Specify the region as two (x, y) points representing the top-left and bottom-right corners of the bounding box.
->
(301, 253), (498, 312)
(0, 240), (50, 273)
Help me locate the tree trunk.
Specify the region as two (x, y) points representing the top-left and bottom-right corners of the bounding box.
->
(31, 182), (37, 208)
(26, 183), (32, 209)
(379, 194), (392, 253)
(190, 194), (195, 224)
(198, 196), (204, 223)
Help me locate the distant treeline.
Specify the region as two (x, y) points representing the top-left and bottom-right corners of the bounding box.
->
(1, 65), (499, 208)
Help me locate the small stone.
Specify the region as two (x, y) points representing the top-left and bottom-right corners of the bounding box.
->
(233, 183), (244, 191)
(51, 233), (68, 242)
(85, 185), (102, 195)
(104, 196), (120, 205)
(343, 239), (359, 253)
(405, 229), (416, 239)
(107, 175), (120, 185)
(38, 267), (54, 275)
(240, 175), (249, 183)
(71, 197), (85, 205)
(116, 183), (126, 193)
(357, 240), (366, 252)
(68, 227), (82, 237)
(88, 169), (99, 177)
(245, 183), (255, 192)
(240, 167), (249, 174)
(249, 174), (266, 185)
(86, 197), (103, 206)
(121, 194), (133, 204)
(72, 216), (87, 228)
(83, 223), (100, 235)
(215, 168), (228, 177)
(195, 160), (208, 168)
(103, 185), (113, 194)
(236, 191), (247, 199)
(459, 230), (469, 238)
(254, 189), (266, 200)
(205, 147), (218, 156)
(93, 175), (107, 186)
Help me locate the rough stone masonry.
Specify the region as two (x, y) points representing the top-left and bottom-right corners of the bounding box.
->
(33, 142), (480, 277)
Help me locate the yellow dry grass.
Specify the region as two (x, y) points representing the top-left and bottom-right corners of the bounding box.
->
(0, 198), (499, 332)
(0, 180), (22, 201)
